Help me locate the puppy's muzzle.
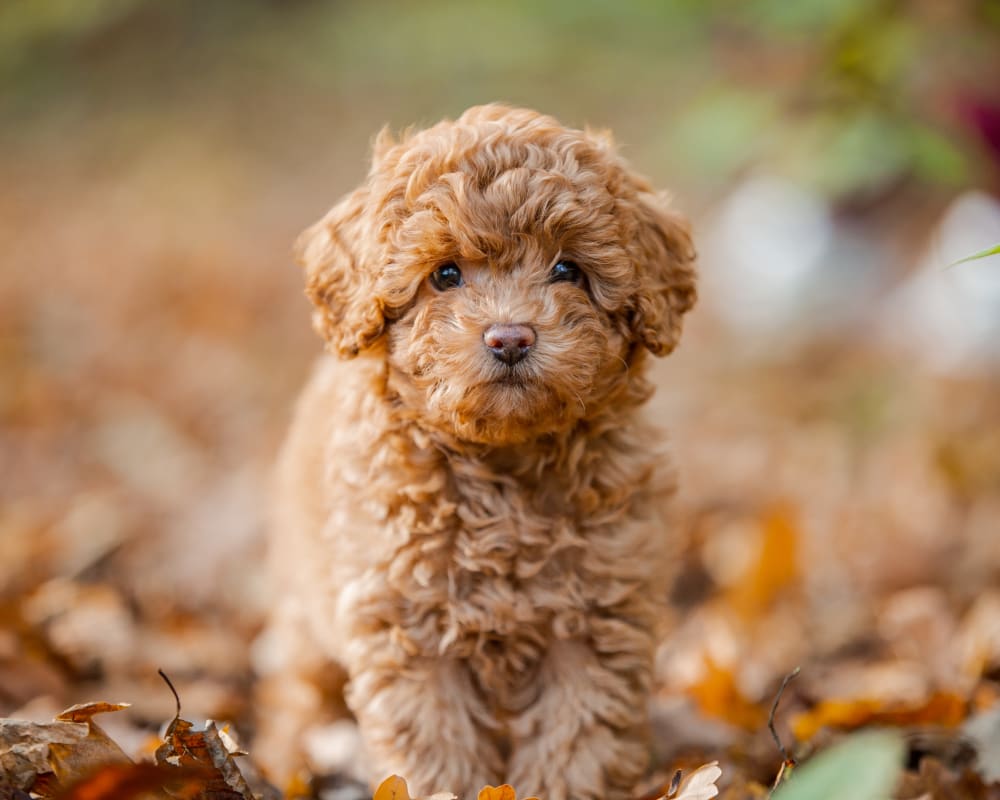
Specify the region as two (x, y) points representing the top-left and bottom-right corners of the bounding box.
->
(484, 323), (535, 366)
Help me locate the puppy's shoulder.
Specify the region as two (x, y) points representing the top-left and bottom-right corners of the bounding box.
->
(277, 352), (386, 489)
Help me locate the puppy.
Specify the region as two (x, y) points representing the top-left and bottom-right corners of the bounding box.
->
(257, 104), (696, 800)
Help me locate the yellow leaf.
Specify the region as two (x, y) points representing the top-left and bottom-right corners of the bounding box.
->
(375, 775), (413, 800)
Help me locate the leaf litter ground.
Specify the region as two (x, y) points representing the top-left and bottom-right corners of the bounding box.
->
(2, 95), (1000, 800)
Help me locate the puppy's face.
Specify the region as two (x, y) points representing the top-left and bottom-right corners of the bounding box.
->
(388, 251), (627, 445)
(298, 105), (696, 446)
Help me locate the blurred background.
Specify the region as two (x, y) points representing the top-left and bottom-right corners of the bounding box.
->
(2, 0), (1000, 783)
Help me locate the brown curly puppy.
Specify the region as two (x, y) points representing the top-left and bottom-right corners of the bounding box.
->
(257, 104), (696, 800)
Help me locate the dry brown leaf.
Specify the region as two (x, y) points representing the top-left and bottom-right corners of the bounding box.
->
(0, 719), (88, 792)
(0, 702), (131, 794)
(49, 703), (132, 788)
(896, 755), (1000, 800)
(792, 691), (967, 742)
(154, 716), (254, 800)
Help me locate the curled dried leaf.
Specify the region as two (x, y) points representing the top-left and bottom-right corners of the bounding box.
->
(54, 704), (132, 724)
(667, 762), (721, 800)
(155, 718), (254, 799)
(49, 704), (132, 787)
(0, 702), (132, 794)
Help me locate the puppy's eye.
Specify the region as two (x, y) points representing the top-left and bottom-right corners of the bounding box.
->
(429, 263), (463, 291)
(549, 260), (583, 285)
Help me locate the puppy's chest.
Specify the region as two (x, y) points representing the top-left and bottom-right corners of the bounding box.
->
(387, 483), (593, 651)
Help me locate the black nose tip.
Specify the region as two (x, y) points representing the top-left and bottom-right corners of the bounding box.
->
(484, 323), (536, 366)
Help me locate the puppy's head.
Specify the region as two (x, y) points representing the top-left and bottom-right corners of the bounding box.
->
(298, 105), (696, 445)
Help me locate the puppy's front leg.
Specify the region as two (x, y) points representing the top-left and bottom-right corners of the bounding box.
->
(507, 632), (654, 800)
(346, 646), (504, 798)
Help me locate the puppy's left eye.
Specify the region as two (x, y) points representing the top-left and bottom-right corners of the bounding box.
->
(549, 260), (583, 285)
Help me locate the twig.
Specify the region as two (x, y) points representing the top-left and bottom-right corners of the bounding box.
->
(768, 666), (800, 764)
(158, 668), (182, 720)
(767, 667), (800, 795)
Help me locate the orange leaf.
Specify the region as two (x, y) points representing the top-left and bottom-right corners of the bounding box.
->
(791, 691), (967, 742)
(54, 762), (207, 800)
(686, 657), (766, 730)
(374, 775), (413, 800)
(725, 504), (799, 620)
(478, 785), (518, 800)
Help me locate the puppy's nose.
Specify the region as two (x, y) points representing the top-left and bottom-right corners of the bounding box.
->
(484, 323), (536, 366)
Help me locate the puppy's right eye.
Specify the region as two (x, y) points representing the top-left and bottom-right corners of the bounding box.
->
(430, 263), (463, 291)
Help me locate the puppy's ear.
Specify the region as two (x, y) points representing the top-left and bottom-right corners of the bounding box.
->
(629, 191), (697, 356)
(296, 184), (386, 359)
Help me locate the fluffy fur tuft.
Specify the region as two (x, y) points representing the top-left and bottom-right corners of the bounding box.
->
(257, 104), (697, 800)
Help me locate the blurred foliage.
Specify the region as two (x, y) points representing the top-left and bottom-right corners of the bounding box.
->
(952, 242), (1000, 265)
(772, 730), (904, 800)
(0, 0), (997, 200)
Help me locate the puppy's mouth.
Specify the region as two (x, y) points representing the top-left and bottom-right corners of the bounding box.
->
(489, 371), (534, 388)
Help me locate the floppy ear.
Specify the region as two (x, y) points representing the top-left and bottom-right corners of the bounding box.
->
(296, 178), (391, 358)
(297, 128), (410, 358)
(629, 191), (698, 356)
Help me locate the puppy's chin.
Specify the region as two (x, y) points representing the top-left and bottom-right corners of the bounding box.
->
(448, 378), (581, 446)
(388, 368), (585, 446)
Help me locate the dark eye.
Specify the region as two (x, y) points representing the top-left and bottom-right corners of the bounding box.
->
(550, 260), (583, 285)
(429, 263), (463, 291)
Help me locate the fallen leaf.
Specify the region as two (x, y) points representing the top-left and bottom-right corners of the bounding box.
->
(0, 719), (88, 791)
(724, 504), (800, 620)
(52, 762), (207, 800)
(154, 717), (254, 799)
(791, 692), (967, 742)
(49, 703), (132, 787)
(478, 786), (517, 800)
(0, 702), (131, 794)
(374, 775), (412, 800)
(478, 786), (533, 800)
(373, 775), (457, 800)
(687, 657), (766, 730)
(896, 754), (1000, 800)
(668, 761), (722, 800)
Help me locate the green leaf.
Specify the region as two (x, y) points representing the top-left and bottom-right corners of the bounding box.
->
(949, 244), (1000, 268)
(772, 730), (904, 800)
